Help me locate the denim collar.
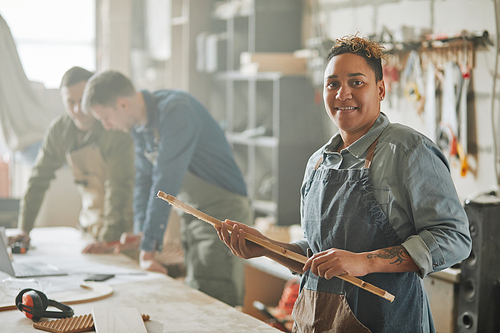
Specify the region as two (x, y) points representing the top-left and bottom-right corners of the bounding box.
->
(324, 112), (389, 158)
(134, 90), (158, 134)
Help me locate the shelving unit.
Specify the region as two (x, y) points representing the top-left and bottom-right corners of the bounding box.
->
(210, 0), (325, 226)
(167, 0), (214, 107)
(220, 0), (303, 71)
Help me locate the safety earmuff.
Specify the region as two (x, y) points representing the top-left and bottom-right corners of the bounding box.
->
(15, 288), (74, 321)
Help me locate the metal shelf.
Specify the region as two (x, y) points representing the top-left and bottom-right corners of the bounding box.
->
(252, 200), (277, 216)
(216, 71), (283, 81)
(226, 132), (278, 148)
(209, 0), (324, 226)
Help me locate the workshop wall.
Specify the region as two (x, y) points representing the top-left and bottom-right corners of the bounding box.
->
(2, 0), (496, 225)
(317, 0), (497, 202)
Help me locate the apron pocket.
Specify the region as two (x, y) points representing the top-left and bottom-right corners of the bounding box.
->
(292, 289), (371, 333)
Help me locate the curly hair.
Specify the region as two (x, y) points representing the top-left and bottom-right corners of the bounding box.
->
(326, 35), (386, 82)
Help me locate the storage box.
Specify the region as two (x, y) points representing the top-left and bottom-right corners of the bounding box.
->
(240, 52), (307, 75)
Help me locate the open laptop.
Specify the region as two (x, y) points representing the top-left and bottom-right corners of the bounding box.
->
(0, 228), (67, 278)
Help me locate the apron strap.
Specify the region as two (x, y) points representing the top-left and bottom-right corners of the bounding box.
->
(314, 156), (324, 170)
(364, 138), (379, 169)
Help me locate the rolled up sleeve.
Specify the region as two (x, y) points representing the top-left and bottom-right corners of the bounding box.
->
(402, 141), (471, 278)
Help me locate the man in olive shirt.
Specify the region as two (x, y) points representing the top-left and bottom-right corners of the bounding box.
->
(12, 67), (135, 253)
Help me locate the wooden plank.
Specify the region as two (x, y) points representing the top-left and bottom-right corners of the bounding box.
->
(33, 313), (150, 333)
(92, 307), (147, 333)
(157, 191), (395, 302)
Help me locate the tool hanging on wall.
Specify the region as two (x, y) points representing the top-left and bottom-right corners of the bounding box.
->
(382, 29), (488, 177)
(424, 62), (437, 143)
(437, 61), (464, 171)
(402, 51), (425, 114)
(382, 65), (399, 109)
(458, 40), (471, 177)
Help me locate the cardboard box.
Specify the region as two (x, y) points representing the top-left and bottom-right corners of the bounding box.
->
(240, 52), (307, 75)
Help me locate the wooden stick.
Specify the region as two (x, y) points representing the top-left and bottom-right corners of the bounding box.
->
(157, 191), (395, 302)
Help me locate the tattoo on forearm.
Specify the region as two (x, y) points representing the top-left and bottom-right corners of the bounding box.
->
(367, 246), (409, 265)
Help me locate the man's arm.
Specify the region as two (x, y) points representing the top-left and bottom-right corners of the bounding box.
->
(128, 129), (167, 272)
(140, 97), (201, 253)
(98, 131), (135, 243)
(18, 118), (66, 236)
(132, 139), (153, 235)
(136, 94), (203, 274)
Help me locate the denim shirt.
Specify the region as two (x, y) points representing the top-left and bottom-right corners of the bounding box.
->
(294, 112), (471, 278)
(131, 90), (247, 252)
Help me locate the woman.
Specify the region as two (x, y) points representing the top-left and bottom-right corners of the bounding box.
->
(216, 35), (471, 332)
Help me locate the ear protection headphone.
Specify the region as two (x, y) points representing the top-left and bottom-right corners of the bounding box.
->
(15, 288), (74, 321)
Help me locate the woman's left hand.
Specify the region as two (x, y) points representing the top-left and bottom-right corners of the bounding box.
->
(303, 248), (370, 279)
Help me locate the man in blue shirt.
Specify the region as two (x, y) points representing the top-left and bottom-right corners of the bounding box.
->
(82, 70), (252, 306)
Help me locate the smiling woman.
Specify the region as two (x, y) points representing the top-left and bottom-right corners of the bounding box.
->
(216, 35), (471, 333)
(323, 53), (386, 149)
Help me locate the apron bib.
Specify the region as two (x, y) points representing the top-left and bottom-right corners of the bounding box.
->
(292, 139), (423, 333)
(66, 144), (107, 232)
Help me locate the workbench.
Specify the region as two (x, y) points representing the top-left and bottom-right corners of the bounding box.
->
(0, 227), (281, 332)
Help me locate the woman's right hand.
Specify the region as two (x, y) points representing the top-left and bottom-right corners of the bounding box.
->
(215, 220), (269, 259)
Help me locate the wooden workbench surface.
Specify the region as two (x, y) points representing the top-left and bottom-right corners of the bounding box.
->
(0, 227), (280, 332)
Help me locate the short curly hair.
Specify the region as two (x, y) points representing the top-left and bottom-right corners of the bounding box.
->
(326, 35), (386, 82)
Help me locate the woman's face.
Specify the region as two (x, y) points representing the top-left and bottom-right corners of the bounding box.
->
(323, 53), (385, 141)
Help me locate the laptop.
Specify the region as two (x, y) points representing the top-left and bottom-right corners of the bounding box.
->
(0, 228), (67, 278)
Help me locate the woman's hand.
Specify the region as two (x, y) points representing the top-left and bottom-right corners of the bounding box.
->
(303, 248), (370, 279)
(215, 220), (269, 259)
(304, 245), (418, 279)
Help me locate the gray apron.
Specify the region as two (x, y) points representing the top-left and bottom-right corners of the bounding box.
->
(176, 171), (253, 307)
(144, 124), (252, 306)
(292, 139), (423, 332)
(66, 144), (108, 239)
